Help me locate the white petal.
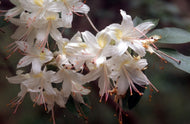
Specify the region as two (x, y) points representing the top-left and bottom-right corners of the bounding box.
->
(62, 78), (72, 97)
(18, 84), (28, 97)
(117, 71), (129, 95)
(128, 41), (146, 57)
(128, 68), (148, 85)
(44, 83), (56, 95)
(6, 75), (25, 84)
(17, 56), (33, 68)
(32, 59), (42, 73)
(120, 9), (134, 31)
(5, 7), (23, 18)
(82, 31), (99, 49)
(73, 2), (90, 14)
(82, 67), (102, 83)
(61, 9), (73, 28)
(70, 31), (82, 43)
(36, 26), (47, 42)
(135, 22), (154, 35)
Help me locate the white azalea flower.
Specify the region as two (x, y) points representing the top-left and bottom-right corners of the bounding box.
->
(30, 88), (67, 111)
(52, 69), (90, 103)
(18, 0), (59, 21)
(81, 29), (117, 68)
(53, 0), (90, 27)
(106, 9), (154, 57)
(107, 54), (150, 95)
(82, 64), (111, 102)
(55, 32), (88, 70)
(81, 30), (117, 101)
(16, 41), (53, 73)
(6, 69), (56, 112)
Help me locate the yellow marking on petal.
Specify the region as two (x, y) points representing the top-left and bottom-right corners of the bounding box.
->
(46, 15), (57, 21)
(33, 72), (43, 78)
(122, 60), (130, 65)
(40, 52), (46, 60)
(133, 56), (141, 61)
(34, 0), (44, 7)
(78, 43), (87, 48)
(97, 35), (108, 48)
(115, 29), (122, 40)
(62, 42), (68, 54)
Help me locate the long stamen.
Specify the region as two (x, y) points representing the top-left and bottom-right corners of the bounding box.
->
(122, 67), (143, 96)
(52, 108), (56, 124)
(7, 95), (25, 114)
(85, 14), (99, 33)
(156, 49), (181, 64)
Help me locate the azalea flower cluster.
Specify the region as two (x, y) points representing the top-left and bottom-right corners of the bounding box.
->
(5, 0), (162, 123)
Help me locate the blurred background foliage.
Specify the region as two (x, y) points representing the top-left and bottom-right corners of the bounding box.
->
(0, 0), (190, 124)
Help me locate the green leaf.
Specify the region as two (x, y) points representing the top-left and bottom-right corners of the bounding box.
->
(148, 27), (190, 44)
(133, 17), (143, 26)
(159, 48), (190, 74)
(133, 16), (159, 28)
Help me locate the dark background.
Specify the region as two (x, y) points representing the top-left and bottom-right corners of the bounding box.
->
(0, 0), (190, 124)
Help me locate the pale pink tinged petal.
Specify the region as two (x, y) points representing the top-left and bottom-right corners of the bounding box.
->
(73, 2), (90, 14)
(32, 59), (42, 73)
(82, 31), (99, 49)
(17, 56), (33, 68)
(120, 9), (134, 31)
(117, 71), (129, 95)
